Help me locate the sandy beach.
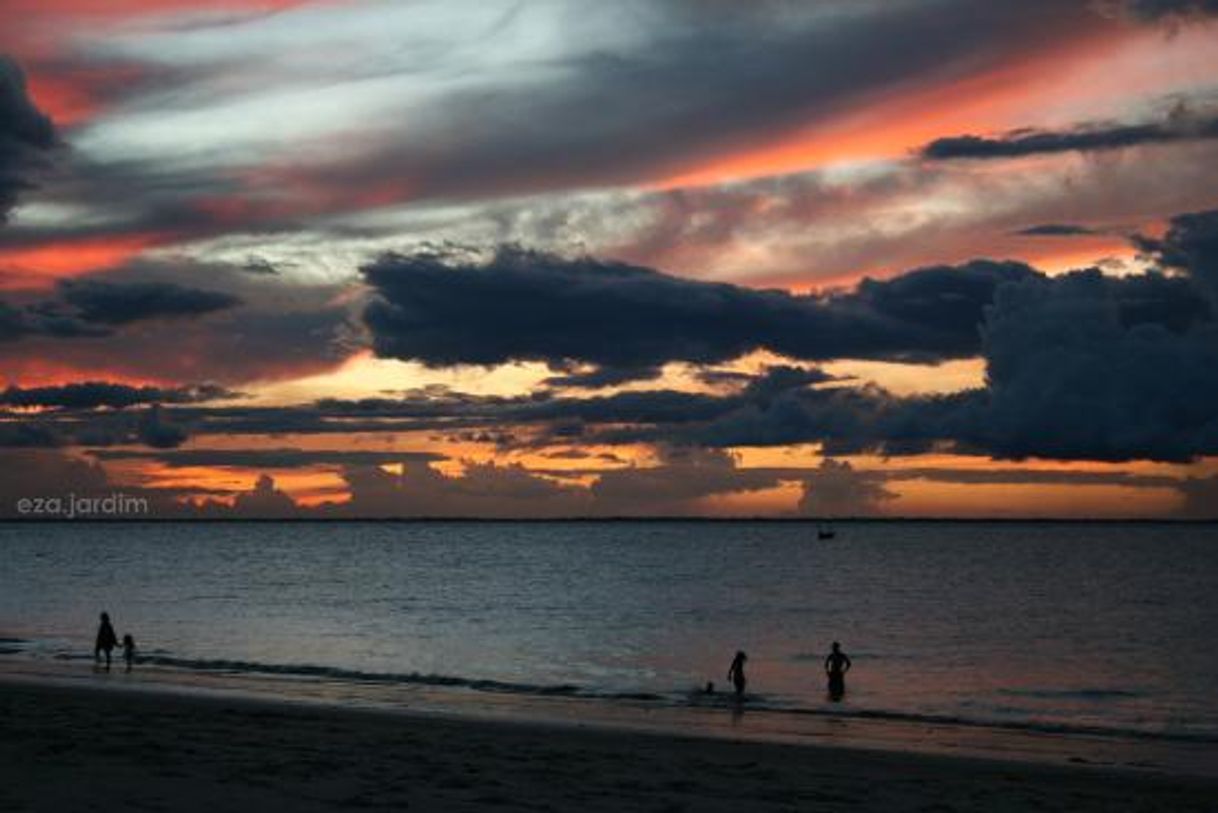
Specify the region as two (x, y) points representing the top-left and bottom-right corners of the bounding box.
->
(3, 680), (1215, 813)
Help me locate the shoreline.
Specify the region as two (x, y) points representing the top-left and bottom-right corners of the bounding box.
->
(4, 678), (1216, 812)
(5, 655), (1218, 777)
(4, 517), (1218, 524)
(5, 655), (1216, 773)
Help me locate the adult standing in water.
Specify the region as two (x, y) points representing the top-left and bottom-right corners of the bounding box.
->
(94, 612), (118, 671)
(727, 650), (748, 700)
(824, 641), (852, 701)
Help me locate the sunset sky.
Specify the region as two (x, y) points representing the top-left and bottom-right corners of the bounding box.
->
(2, 0), (1217, 518)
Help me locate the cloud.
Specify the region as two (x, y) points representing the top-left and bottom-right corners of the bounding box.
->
(0, 56), (55, 222)
(670, 266), (1218, 462)
(920, 106), (1218, 160)
(886, 467), (1177, 487)
(192, 444), (788, 518)
(242, 256), (282, 275)
(8, 238), (1217, 464)
(0, 450), (105, 505)
(1176, 474), (1218, 518)
(362, 247), (1035, 370)
(0, 381), (233, 409)
(0, 401), (199, 449)
(588, 446), (781, 513)
(1134, 208), (1218, 304)
(1014, 223), (1100, 236)
(0, 449), (181, 518)
(0, 269), (244, 343)
(0, 421), (62, 448)
(541, 364), (664, 390)
(797, 458), (896, 518)
(971, 268), (1218, 462)
(230, 473), (296, 517)
(136, 404), (188, 448)
(335, 459), (582, 518)
(90, 448), (443, 469)
(358, 0), (1088, 200)
(0, 258), (355, 384)
(5, 0), (1101, 247)
(56, 279), (241, 324)
(1113, 0), (1218, 20)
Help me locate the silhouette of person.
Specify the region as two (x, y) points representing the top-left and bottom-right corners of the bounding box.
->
(94, 612), (118, 671)
(824, 641), (852, 701)
(121, 634), (136, 673)
(727, 650), (748, 699)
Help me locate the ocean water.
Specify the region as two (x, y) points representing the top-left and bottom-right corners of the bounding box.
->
(2, 520), (1216, 744)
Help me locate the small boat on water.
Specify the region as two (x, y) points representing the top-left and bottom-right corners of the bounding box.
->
(817, 523), (836, 540)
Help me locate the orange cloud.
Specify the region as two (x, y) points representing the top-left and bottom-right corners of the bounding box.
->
(0, 358), (174, 389)
(0, 234), (169, 289)
(890, 479), (1180, 519)
(24, 63), (153, 128)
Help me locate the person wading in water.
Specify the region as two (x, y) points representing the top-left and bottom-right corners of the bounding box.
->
(94, 612), (118, 671)
(727, 650), (748, 700)
(824, 641), (852, 701)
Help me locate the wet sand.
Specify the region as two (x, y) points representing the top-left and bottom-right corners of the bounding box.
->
(3, 680), (1216, 812)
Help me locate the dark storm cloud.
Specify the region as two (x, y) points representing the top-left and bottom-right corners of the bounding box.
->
(0, 381), (234, 409)
(140, 249), (1218, 463)
(0, 56), (55, 222)
(1115, 0), (1218, 19)
(920, 108), (1218, 160)
(89, 448), (443, 469)
(666, 266), (1218, 462)
(1134, 208), (1218, 303)
(967, 268), (1218, 462)
(9, 232), (1217, 463)
(19, 364), (828, 447)
(0, 269), (244, 343)
(0, 403), (192, 449)
(318, 387), (737, 427)
(1014, 224), (1100, 236)
(0, 298), (109, 342)
(362, 248), (1036, 370)
(663, 381), (959, 456)
(0, 259), (355, 385)
(136, 405), (188, 448)
(56, 279), (241, 324)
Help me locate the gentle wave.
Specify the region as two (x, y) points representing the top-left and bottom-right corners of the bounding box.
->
(0, 637), (28, 655)
(20, 645), (1215, 745)
(47, 649), (665, 702)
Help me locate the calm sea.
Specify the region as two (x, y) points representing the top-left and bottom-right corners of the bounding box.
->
(2, 520), (1216, 743)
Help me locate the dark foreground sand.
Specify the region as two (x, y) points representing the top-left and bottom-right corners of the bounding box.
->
(2, 682), (1215, 812)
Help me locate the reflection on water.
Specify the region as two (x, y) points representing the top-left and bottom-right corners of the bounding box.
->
(1, 520), (1216, 741)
